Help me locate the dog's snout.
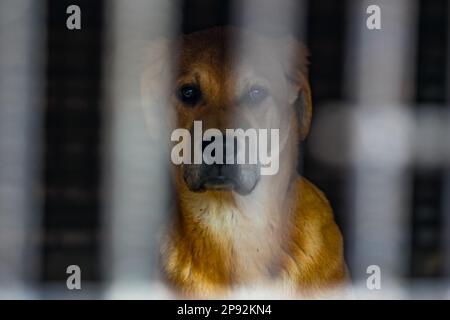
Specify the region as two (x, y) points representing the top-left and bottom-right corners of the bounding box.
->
(203, 163), (238, 189)
(207, 163), (237, 179)
(198, 135), (253, 192)
(201, 135), (238, 164)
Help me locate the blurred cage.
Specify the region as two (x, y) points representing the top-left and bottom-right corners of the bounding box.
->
(0, 0), (449, 298)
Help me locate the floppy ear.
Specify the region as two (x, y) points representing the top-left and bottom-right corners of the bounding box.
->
(140, 38), (175, 137)
(282, 39), (312, 141)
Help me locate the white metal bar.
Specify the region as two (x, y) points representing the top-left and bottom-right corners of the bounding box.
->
(101, 0), (179, 298)
(344, 0), (418, 297)
(0, 0), (45, 297)
(231, 0), (306, 37)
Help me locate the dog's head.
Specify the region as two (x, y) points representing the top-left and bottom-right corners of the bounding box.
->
(141, 27), (312, 195)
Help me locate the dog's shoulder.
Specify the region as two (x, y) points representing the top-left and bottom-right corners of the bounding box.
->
(295, 176), (334, 222)
(293, 176), (342, 247)
(283, 177), (348, 290)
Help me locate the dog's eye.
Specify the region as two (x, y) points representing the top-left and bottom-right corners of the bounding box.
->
(177, 85), (202, 106)
(246, 86), (269, 105)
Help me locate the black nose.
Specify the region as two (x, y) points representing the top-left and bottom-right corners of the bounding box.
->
(201, 136), (238, 163)
(201, 139), (226, 160)
(200, 136), (239, 190)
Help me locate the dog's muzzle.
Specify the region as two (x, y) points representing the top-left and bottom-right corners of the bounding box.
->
(183, 137), (260, 195)
(183, 162), (259, 195)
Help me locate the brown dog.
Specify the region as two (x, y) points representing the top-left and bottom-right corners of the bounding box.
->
(141, 27), (347, 298)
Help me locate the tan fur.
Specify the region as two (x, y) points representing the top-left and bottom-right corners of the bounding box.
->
(142, 27), (347, 298)
(162, 175), (347, 298)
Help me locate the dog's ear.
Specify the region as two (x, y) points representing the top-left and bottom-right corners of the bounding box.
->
(141, 38), (175, 137)
(282, 38), (312, 141)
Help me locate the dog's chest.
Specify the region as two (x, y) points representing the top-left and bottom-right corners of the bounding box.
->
(232, 219), (280, 282)
(196, 200), (282, 283)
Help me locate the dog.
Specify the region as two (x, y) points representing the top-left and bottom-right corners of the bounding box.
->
(141, 27), (347, 298)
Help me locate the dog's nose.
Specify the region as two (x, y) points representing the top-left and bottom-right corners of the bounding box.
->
(201, 139), (227, 161)
(201, 136), (238, 164)
(201, 136), (240, 190)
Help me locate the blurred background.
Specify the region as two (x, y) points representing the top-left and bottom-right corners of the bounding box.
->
(0, 0), (449, 298)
